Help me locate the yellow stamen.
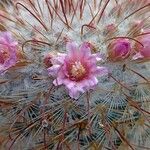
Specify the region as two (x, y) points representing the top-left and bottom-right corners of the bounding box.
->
(71, 61), (86, 78)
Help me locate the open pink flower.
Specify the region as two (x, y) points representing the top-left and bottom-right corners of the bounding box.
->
(0, 32), (18, 74)
(108, 38), (131, 61)
(132, 33), (150, 60)
(48, 42), (108, 99)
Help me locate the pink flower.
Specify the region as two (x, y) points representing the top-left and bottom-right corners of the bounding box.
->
(0, 32), (18, 74)
(108, 38), (131, 61)
(48, 42), (108, 99)
(132, 33), (150, 60)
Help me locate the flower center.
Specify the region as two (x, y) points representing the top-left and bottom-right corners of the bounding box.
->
(70, 61), (86, 80)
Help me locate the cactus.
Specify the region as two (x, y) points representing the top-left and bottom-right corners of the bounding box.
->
(0, 0), (150, 149)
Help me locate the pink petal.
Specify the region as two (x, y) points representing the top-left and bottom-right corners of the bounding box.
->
(94, 66), (108, 76)
(77, 80), (90, 90)
(133, 34), (150, 59)
(47, 65), (60, 76)
(4, 53), (17, 68)
(88, 77), (98, 87)
(68, 85), (85, 99)
(0, 32), (17, 47)
(79, 42), (91, 58)
(0, 32), (18, 75)
(65, 80), (84, 92)
(132, 52), (144, 60)
(66, 41), (78, 58)
(141, 49), (150, 58)
(53, 77), (64, 86)
(92, 53), (103, 61)
(52, 53), (66, 65)
(87, 54), (97, 60)
(64, 81), (85, 99)
(11, 41), (18, 47)
(68, 87), (80, 99)
(64, 79), (75, 89)
(79, 77), (98, 90)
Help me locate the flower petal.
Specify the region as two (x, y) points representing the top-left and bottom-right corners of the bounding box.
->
(79, 42), (91, 58)
(4, 54), (17, 68)
(0, 32), (17, 47)
(65, 81), (85, 99)
(141, 49), (150, 58)
(47, 65), (60, 76)
(132, 52), (144, 60)
(88, 77), (98, 87)
(94, 66), (108, 76)
(68, 87), (80, 99)
(66, 41), (78, 58)
(53, 77), (64, 86)
(64, 79), (75, 89)
(0, 32), (18, 75)
(52, 53), (66, 65)
(92, 53), (103, 61)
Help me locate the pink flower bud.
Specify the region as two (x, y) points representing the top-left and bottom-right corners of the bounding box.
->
(132, 30), (150, 60)
(108, 38), (131, 61)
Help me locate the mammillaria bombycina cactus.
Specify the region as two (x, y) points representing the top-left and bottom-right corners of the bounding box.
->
(0, 0), (150, 149)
